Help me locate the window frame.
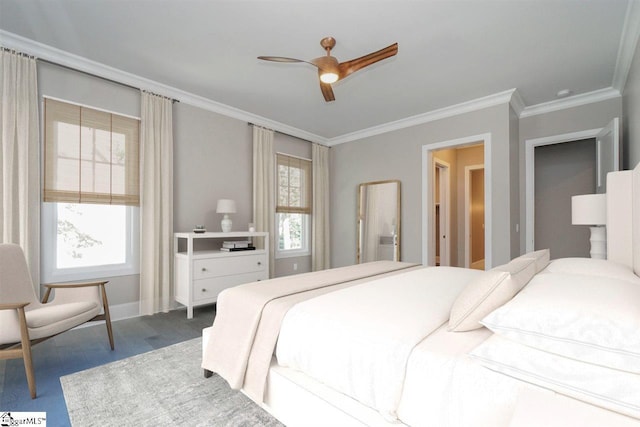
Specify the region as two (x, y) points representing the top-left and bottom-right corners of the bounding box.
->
(41, 202), (140, 284)
(275, 212), (311, 259)
(274, 152), (312, 259)
(40, 97), (140, 284)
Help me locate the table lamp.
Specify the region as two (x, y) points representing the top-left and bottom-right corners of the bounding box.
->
(216, 199), (237, 232)
(571, 193), (606, 259)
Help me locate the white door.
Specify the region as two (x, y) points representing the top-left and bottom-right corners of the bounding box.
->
(434, 159), (450, 266)
(465, 165), (485, 268)
(595, 117), (620, 193)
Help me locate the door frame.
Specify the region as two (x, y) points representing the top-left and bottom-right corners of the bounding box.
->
(434, 158), (451, 266)
(465, 164), (485, 268)
(421, 133), (492, 267)
(524, 121), (619, 252)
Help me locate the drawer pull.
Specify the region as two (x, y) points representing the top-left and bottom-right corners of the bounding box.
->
(257, 261), (262, 266)
(202, 288), (207, 292)
(201, 268), (207, 272)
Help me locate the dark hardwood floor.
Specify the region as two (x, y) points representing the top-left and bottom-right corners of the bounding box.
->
(0, 304), (216, 427)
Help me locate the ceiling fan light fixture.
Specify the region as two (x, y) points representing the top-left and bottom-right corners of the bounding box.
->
(314, 55), (340, 84)
(320, 71), (339, 84)
(258, 37), (398, 101)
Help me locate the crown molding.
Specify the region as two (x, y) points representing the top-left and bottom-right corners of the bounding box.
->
(509, 89), (526, 116)
(326, 89), (516, 146)
(1, 28), (518, 146)
(0, 29), (628, 146)
(519, 87), (621, 118)
(0, 30), (329, 145)
(613, 0), (640, 92)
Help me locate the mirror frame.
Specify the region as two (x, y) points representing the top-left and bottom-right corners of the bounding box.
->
(356, 179), (401, 263)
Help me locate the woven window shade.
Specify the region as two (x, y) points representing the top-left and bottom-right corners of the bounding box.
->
(43, 98), (140, 206)
(276, 153), (311, 214)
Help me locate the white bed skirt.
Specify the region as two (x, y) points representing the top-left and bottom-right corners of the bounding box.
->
(203, 326), (640, 427)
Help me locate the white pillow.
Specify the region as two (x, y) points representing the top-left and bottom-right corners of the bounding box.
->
(481, 272), (640, 374)
(543, 257), (638, 282)
(513, 248), (550, 273)
(448, 257), (536, 332)
(470, 334), (640, 420)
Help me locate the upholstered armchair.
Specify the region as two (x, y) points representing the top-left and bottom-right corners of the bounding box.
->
(0, 244), (114, 398)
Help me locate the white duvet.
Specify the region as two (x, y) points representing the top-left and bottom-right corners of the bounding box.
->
(275, 266), (483, 421)
(397, 324), (524, 427)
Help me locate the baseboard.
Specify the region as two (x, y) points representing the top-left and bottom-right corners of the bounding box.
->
(109, 301), (141, 321)
(75, 300), (192, 330)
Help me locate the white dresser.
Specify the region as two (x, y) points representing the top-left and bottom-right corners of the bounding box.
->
(174, 231), (269, 318)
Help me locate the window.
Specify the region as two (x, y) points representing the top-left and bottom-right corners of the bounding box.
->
(42, 202), (139, 283)
(276, 153), (311, 258)
(41, 98), (140, 282)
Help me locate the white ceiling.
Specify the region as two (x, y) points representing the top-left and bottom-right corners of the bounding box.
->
(0, 0), (635, 142)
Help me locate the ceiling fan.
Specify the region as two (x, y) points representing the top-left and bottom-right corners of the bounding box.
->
(258, 37), (398, 102)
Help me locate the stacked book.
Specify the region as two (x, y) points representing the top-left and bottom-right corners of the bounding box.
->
(220, 240), (256, 252)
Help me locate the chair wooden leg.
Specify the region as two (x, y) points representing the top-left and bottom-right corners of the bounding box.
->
(17, 307), (36, 399)
(100, 284), (115, 350)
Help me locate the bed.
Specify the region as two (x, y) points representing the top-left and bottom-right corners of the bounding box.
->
(202, 163), (640, 427)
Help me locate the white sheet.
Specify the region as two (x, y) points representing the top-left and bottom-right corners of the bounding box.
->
(397, 324), (526, 427)
(471, 334), (640, 420)
(509, 388), (640, 427)
(276, 266), (483, 421)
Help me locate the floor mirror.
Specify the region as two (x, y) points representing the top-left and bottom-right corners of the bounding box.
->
(357, 180), (400, 263)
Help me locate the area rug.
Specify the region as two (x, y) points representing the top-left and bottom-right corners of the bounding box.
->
(61, 338), (283, 427)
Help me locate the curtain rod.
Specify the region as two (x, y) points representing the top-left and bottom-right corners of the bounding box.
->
(248, 122), (315, 144)
(37, 57), (180, 104)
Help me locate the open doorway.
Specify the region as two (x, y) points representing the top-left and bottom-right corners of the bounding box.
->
(424, 134), (489, 268)
(525, 119), (620, 255)
(534, 139), (595, 258)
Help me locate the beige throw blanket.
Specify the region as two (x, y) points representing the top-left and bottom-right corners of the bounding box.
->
(202, 261), (419, 402)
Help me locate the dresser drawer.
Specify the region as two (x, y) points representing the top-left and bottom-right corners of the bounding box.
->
(193, 271), (265, 302)
(194, 253), (266, 280)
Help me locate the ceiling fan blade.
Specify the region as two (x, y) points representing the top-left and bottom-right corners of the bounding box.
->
(257, 56), (307, 63)
(338, 42), (398, 80)
(319, 81), (335, 102)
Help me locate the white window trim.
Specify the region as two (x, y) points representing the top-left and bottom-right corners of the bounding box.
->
(41, 202), (140, 283)
(275, 213), (311, 259)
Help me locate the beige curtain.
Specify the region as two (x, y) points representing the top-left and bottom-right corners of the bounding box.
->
(139, 91), (173, 315)
(252, 125), (275, 278)
(312, 143), (330, 270)
(0, 51), (40, 293)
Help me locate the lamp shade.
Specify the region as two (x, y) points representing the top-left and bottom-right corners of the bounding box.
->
(571, 194), (606, 225)
(216, 199), (237, 214)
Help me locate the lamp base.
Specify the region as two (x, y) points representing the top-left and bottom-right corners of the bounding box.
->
(221, 215), (232, 233)
(589, 226), (606, 259)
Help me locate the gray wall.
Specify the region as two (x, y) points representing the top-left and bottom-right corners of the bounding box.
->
(330, 103), (513, 269)
(36, 51), (639, 310)
(273, 133), (313, 277)
(174, 103), (253, 233)
(534, 139), (595, 259)
(623, 35), (640, 169)
(518, 97), (623, 253)
(37, 62), (141, 306)
(37, 63), (313, 311)
(509, 106), (520, 258)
